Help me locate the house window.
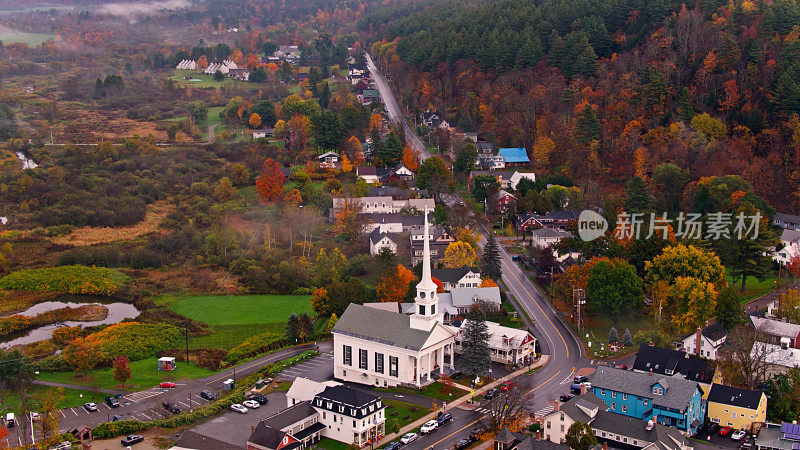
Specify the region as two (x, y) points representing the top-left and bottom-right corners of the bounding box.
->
(547, 422), (551, 429)
(601, 389), (606, 395)
(644, 399), (649, 406)
(653, 387), (663, 395)
(375, 353), (384, 374)
(612, 402), (616, 410)
(389, 356), (398, 377)
(359, 349), (368, 370)
(622, 393), (627, 400)
(612, 391), (616, 398)
(622, 405), (627, 413)
(343, 345), (352, 366)
(561, 425), (564, 432)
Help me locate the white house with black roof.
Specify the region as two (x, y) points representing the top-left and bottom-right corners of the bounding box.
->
(677, 323), (729, 360)
(369, 228), (398, 256)
(332, 208), (456, 388)
(431, 266), (482, 291)
(632, 344), (719, 398)
(248, 381), (386, 449)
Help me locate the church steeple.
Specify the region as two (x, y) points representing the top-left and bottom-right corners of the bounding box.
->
(410, 206), (442, 331)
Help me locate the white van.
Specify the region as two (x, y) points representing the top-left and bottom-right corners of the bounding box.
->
(5, 412), (16, 427)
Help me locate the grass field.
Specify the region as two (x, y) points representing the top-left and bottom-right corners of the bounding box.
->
(168, 71), (236, 88)
(0, 31), (53, 46)
(4, 385), (108, 412)
(37, 357), (215, 390)
(728, 274), (776, 302)
(189, 323), (283, 350)
(171, 294), (313, 325)
(377, 382), (468, 405)
(384, 399), (432, 430)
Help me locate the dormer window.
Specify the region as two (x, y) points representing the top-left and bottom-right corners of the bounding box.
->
(653, 386), (663, 395)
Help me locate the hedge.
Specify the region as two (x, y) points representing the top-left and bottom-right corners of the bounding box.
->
(223, 332), (286, 367)
(0, 265), (130, 295)
(0, 314), (31, 336)
(92, 350), (319, 439)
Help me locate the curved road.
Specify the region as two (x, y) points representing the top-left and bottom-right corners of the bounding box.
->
(367, 52), (591, 447)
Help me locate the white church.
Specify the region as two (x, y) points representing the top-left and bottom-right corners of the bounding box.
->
(332, 209), (457, 388)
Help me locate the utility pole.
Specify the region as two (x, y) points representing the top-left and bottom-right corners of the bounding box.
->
(573, 288), (585, 331)
(184, 321), (190, 365)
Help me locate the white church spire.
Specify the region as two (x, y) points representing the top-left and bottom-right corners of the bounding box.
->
(410, 206), (442, 331)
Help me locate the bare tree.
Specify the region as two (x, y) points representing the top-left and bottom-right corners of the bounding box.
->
(480, 379), (533, 432)
(717, 324), (775, 389)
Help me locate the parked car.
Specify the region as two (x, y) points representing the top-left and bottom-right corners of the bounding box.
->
(400, 433), (418, 444)
(112, 415), (124, 422)
(421, 420), (439, 434)
(230, 404), (248, 414)
(5, 413), (16, 427)
(614, 364), (628, 370)
(484, 389), (499, 400)
(243, 400), (260, 409)
(104, 397), (120, 408)
(560, 394), (574, 402)
(162, 402), (181, 414)
(82, 403), (97, 412)
(455, 438), (473, 449)
(200, 390), (214, 400)
(719, 427), (734, 436)
(437, 413), (453, 426)
(247, 393), (268, 405)
(570, 383), (583, 393)
(574, 376), (589, 384)
(53, 441), (72, 450)
(385, 442), (402, 450)
(29, 412), (40, 421)
(468, 428), (484, 441)
(512, 255), (521, 261)
(159, 381), (176, 388)
(703, 422), (720, 434)
(120, 435), (144, 446)
(500, 381), (515, 391)
(732, 430), (747, 441)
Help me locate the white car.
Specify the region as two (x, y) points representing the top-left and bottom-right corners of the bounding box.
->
(230, 404), (248, 414)
(400, 433), (418, 444)
(29, 412), (40, 422)
(420, 420), (438, 434)
(242, 400), (260, 409)
(732, 430), (747, 441)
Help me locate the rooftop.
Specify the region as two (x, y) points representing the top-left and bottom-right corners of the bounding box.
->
(332, 303), (439, 351)
(499, 148), (530, 163)
(707, 383), (763, 409)
(430, 266), (480, 284)
(632, 344), (715, 383)
(592, 366), (701, 411)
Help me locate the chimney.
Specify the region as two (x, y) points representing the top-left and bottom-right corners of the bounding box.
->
(251, 425), (256, 434)
(552, 400), (560, 412)
(695, 326), (702, 357)
(581, 384), (588, 395)
(649, 369), (653, 376)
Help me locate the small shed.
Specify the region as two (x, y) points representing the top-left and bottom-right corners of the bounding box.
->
(223, 378), (235, 391)
(158, 357), (176, 371)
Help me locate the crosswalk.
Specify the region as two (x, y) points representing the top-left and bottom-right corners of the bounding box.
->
(473, 407), (491, 414)
(535, 404), (555, 418)
(124, 389), (164, 403)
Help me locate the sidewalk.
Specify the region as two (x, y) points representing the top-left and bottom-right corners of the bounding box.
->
(32, 379), (132, 395)
(375, 355), (551, 447)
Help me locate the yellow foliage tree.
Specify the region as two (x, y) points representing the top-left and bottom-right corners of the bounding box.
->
(274, 119), (287, 138)
(340, 155), (353, 172)
(669, 276), (717, 334)
(283, 188), (302, 207)
(453, 226), (480, 248)
(441, 241), (478, 268)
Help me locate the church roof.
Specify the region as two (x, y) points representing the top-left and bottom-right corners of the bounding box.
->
(333, 303), (437, 350)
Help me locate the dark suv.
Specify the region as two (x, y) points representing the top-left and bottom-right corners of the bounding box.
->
(200, 390), (214, 400)
(162, 402), (181, 414)
(104, 396), (120, 408)
(247, 393), (269, 405)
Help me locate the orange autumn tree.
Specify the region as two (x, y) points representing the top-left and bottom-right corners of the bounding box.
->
(256, 158), (285, 203)
(249, 112), (262, 129)
(432, 276), (446, 293)
(376, 265), (418, 303)
(402, 145), (421, 172)
(479, 277), (498, 287)
(369, 113), (384, 132)
(196, 55), (208, 69)
(283, 188), (302, 207)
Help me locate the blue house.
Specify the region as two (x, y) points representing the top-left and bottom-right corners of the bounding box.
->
(591, 366), (705, 435)
(498, 148), (530, 167)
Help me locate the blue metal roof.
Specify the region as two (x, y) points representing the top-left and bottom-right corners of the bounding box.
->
(498, 148), (530, 163)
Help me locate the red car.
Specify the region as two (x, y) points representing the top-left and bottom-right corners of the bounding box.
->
(500, 381), (514, 391)
(718, 426), (733, 436)
(159, 381), (176, 388)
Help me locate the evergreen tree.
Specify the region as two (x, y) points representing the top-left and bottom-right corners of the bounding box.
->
(565, 422), (599, 450)
(298, 312), (314, 342)
(461, 317), (491, 376)
(623, 329), (633, 347)
(454, 143), (477, 173)
(608, 326), (618, 344)
(624, 176), (654, 213)
(379, 131), (404, 167)
(286, 313), (300, 342)
(715, 287), (744, 330)
(481, 235), (503, 281)
(320, 82), (331, 109)
(574, 104), (601, 143)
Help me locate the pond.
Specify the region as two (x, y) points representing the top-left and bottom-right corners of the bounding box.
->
(0, 295), (139, 348)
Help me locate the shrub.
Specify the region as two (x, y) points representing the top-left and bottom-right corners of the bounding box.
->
(35, 354), (72, 372)
(0, 265), (130, 295)
(51, 326), (82, 346)
(223, 332), (286, 367)
(79, 322), (183, 362)
(0, 315), (31, 335)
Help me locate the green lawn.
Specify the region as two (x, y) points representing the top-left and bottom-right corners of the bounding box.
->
(0, 31), (53, 45)
(376, 382), (467, 405)
(384, 399), (431, 431)
(37, 357), (215, 391)
(171, 294), (313, 325)
(168, 71), (236, 88)
(4, 385), (108, 412)
(189, 323), (283, 350)
(314, 438), (350, 450)
(728, 274), (776, 302)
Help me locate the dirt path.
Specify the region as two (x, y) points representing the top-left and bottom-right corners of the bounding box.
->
(207, 123), (221, 143)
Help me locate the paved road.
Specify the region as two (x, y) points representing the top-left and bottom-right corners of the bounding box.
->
(208, 123), (221, 143)
(365, 54), (595, 449)
(366, 54), (430, 159)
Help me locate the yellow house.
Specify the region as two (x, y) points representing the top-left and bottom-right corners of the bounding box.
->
(707, 384), (767, 431)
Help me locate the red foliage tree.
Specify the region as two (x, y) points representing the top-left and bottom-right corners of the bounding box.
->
(256, 158), (285, 203)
